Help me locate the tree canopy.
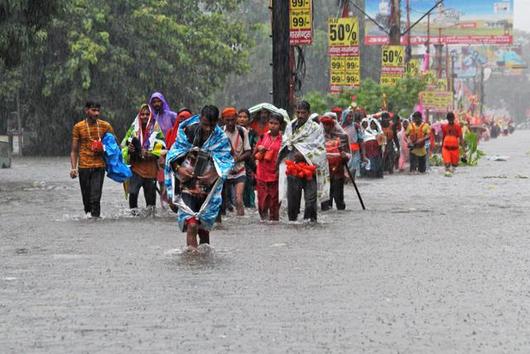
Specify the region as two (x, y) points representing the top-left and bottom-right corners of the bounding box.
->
(2, 0), (529, 155)
(304, 75), (427, 117)
(1, 0), (250, 154)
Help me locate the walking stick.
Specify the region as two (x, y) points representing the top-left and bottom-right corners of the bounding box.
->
(344, 162), (366, 210)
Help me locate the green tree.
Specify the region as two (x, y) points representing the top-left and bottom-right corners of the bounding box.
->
(304, 76), (427, 115)
(0, 1), (61, 68)
(1, 0), (251, 154)
(382, 76), (427, 115)
(0, 1), (62, 133)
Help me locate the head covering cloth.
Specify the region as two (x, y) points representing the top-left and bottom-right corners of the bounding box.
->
(362, 116), (383, 142)
(148, 92), (177, 136)
(222, 107), (238, 118)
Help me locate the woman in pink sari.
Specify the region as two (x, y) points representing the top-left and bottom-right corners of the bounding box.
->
(398, 119), (410, 172)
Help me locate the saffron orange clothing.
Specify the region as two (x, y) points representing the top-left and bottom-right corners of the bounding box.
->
(442, 123), (462, 141)
(442, 123), (462, 166)
(250, 120), (270, 138)
(165, 123), (180, 150)
(406, 122), (430, 157)
(165, 112), (192, 149)
(72, 119), (114, 168)
(442, 147), (460, 166)
(131, 158), (158, 179)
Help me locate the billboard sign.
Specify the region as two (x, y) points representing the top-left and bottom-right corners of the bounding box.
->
(420, 91), (454, 112)
(365, 0), (513, 45)
(453, 45), (526, 79)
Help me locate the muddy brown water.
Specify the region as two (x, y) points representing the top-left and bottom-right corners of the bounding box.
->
(1, 132), (530, 353)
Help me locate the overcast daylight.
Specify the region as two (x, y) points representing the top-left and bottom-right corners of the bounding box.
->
(3, 1), (530, 352)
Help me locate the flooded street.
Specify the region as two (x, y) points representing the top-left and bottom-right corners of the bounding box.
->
(2, 131), (530, 353)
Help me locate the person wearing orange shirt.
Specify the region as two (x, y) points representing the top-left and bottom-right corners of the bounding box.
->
(70, 101), (114, 218)
(441, 112), (464, 176)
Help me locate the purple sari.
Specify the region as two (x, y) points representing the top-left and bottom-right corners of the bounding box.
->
(149, 92), (177, 137)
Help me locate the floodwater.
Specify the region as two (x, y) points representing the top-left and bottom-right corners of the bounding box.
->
(1, 131), (530, 353)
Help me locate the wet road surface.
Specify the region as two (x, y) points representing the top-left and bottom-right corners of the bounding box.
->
(1, 131), (530, 353)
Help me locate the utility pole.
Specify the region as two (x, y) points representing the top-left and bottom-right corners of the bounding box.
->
(426, 13), (430, 67)
(424, 14), (430, 122)
(405, 0), (411, 44)
(271, 0), (292, 114)
(16, 89), (22, 156)
(405, 0), (411, 62)
(340, 0), (349, 17)
(479, 65), (485, 117)
(435, 27), (443, 79)
(445, 44), (450, 91)
(389, 0), (401, 45)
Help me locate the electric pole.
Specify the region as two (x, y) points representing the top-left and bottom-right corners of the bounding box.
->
(389, 0), (401, 45)
(340, 0), (349, 17)
(271, 0), (291, 114)
(405, 0), (411, 62)
(479, 65), (485, 117)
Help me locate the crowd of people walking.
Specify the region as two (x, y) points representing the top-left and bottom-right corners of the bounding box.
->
(70, 92), (510, 251)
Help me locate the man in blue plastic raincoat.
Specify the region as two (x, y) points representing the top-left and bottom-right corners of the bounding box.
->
(164, 105), (234, 250)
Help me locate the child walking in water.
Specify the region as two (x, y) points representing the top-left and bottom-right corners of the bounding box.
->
(255, 113), (283, 221)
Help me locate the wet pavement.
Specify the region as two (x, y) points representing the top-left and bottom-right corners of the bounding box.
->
(1, 131), (530, 353)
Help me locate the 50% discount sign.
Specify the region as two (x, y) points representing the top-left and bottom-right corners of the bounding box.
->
(328, 18), (359, 47)
(381, 46), (405, 67)
(380, 45), (405, 87)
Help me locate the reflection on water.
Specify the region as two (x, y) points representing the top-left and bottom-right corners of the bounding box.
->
(3, 139), (530, 352)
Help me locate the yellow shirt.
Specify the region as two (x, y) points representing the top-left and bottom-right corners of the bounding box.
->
(406, 122), (431, 157)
